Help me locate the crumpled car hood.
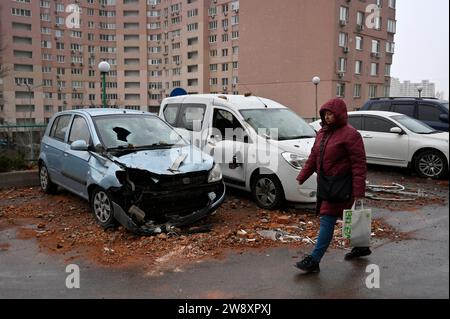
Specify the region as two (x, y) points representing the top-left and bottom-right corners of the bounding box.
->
(114, 145), (214, 175)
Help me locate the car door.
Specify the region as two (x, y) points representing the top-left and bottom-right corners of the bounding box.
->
(417, 103), (448, 131)
(205, 108), (249, 188)
(43, 114), (72, 185)
(61, 115), (93, 198)
(360, 115), (410, 167)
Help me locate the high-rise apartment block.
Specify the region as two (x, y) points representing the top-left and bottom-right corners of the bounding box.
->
(0, 0), (395, 124)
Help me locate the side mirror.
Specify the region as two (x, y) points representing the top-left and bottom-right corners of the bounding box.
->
(439, 114), (449, 123)
(70, 140), (89, 151)
(390, 127), (403, 134)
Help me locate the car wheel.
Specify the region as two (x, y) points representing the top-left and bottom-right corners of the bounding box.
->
(414, 150), (448, 179)
(39, 163), (57, 194)
(90, 188), (117, 229)
(251, 174), (285, 210)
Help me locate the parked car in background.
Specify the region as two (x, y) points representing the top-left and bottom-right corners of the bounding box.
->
(159, 94), (318, 210)
(359, 97), (449, 132)
(310, 111), (449, 179)
(39, 109), (225, 235)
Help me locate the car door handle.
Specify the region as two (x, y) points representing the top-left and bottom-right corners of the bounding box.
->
(363, 135), (373, 139)
(63, 152), (69, 157)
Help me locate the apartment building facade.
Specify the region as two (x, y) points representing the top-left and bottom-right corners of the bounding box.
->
(239, 0), (396, 118)
(0, 0), (395, 124)
(0, 0), (240, 125)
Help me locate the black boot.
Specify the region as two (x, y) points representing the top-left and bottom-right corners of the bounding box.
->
(345, 247), (372, 260)
(295, 255), (320, 273)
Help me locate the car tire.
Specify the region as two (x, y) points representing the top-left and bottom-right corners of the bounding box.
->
(90, 188), (117, 229)
(414, 150), (448, 179)
(251, 174), (285, 210)
(39, 163), (58, 194)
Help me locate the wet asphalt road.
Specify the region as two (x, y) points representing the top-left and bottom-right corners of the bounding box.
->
(0, 200), (448, 299)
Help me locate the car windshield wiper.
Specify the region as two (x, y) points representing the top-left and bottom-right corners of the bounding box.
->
(418, 131), (440, 135)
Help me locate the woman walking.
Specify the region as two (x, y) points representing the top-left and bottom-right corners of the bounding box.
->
(295, 98), (369, 273)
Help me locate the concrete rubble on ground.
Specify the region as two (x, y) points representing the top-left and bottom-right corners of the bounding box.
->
(0, 185), (432, 268)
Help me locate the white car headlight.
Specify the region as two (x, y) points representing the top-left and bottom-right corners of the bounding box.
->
(282, 152), (308, 170)
(208, 163), (222, 183)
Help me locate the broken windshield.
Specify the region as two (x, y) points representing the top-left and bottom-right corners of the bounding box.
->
(93, 114), (188, 150)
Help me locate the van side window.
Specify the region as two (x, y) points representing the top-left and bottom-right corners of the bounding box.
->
(418, 104), (442, 121)
(50, 115), (71, 142)
(213, 109), (246, 141)
(179, 104), (206, 132)
(392, 103), (415, 117)
(68, 116), (92, 145)
(163, 104), (180, 126)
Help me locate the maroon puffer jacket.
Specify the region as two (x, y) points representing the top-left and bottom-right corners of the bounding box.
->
(297, 98), (367, 217)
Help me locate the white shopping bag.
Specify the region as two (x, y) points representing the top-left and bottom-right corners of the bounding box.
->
(342, 200), (372, 247)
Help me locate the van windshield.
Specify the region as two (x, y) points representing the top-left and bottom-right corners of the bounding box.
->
(240, 109), (316, 141)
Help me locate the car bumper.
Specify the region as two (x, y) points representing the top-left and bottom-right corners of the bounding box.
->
(112, 181), (226, 235)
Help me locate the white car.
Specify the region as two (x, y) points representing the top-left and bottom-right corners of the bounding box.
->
(159, 94), (318, 209)
(310, 111), (449, 179)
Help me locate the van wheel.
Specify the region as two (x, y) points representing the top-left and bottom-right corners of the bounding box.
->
(90, 188), (117, 229)
(39, 163), (57, 194)
(414, 150), (448, 179)
(251, 174), (285, 210)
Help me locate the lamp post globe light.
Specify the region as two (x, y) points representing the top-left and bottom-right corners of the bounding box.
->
(417, 85), (424, 99)
(312, 76), (321, 120)
(98, 61), (111, 108)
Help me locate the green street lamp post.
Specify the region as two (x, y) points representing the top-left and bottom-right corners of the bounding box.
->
(98, 61), (111, 108)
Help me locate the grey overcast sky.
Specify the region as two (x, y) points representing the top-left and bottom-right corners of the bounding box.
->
(391, 0), (449, 98)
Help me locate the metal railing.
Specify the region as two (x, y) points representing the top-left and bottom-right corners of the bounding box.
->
(0, 124), (48, 161)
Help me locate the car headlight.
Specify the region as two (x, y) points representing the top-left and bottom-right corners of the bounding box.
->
(208, 163), (222, 183)
(282, 152), (308, 170)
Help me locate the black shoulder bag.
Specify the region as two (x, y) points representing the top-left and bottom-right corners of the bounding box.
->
(317, 133), (353, 203)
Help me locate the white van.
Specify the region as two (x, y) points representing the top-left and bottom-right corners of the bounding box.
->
(159, 94), (317, 209)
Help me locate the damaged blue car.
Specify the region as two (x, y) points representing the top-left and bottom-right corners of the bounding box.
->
(38, 109), (226, 235)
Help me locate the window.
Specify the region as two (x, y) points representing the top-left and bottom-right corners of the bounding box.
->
(370, 63), (379, 76)
(363, 116), (396, 133)
(369, 102), (390, 111)
(339, 32), (348, 47)
(418, 104), (443, 122)
(389, 0), (396, 9)
(371, 40), (380, 54)
(368, 85), (378, 98)
(69, 116), (91, 144)
(50, 115), (72, 141)
(338, 58), (347, 72)
(385, 64), (391, 76)
(392, 104), (415, 118)
(353, 84), (362, 98)
(336, 83), (345, 97)
(387, 19), (396, 33)
(355, 61), (362, 75)
(348, 116), (363, 130)
(355, 36), (363, 50)
(213, 109), (245, 141)
(339, 6), (349, 22)
(179, 104), (206, 132)
(163, 104), (180, 126)
(356, 12), (365, 27)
